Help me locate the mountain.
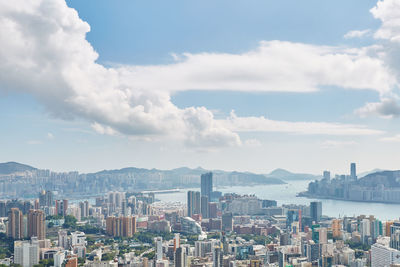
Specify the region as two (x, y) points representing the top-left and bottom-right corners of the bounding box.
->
(358, 168), (387, 178)
(89, 166), (286, 187)
(0, 162), (36, 175)
(266, 168), (319, 181)
(357, 170), (400, 187)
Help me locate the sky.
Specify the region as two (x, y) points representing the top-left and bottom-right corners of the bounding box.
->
(1, 0), (400, 175)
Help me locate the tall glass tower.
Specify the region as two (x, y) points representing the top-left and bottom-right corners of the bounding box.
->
(201, 172), (213, 200)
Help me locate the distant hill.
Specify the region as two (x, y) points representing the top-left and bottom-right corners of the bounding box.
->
(266, 168), (319, 181)
(0, 162), (36, 175)
(358, 168), (387, 178)
(89, 166), (286, 187)
(357, 170), (400, 187)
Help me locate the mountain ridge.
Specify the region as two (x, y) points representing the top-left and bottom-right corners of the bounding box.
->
(0, 162), (37, 175)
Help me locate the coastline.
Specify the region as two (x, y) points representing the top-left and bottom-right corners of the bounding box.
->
(297, 191), (400, 205)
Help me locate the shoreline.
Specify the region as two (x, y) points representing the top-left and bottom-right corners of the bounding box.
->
(297, 192), (400, 205)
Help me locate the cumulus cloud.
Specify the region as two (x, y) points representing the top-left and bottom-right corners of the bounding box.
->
(353, 0), (400, 119)
(371, 0), (400, 42)
(356, 98), (400, 118)
(344, 29), (371, 39)
(0, 0), (387, 148)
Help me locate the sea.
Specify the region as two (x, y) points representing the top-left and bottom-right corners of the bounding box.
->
(154, 180), (400, 221)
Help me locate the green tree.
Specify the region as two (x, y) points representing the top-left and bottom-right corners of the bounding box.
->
(63, 215), (77, 229)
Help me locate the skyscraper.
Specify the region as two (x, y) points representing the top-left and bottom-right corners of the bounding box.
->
(55, 200), (68, 217)
(155, 237), (163, 261)
(8, 208), (23, 239)
(27, 209), (46, 240)
(323, 171), (330, 181)
(310, 201), (322, 223)
(201, 196), (209, 218)
(174, 247), (185, 267)
(201, 172), (213, 200)
(350, 163), (357, 180)
(39, 190), (53, 207)
(187, 191), (201, 217)
(222, 212), (233, 232)
(212, 246), (223, 267)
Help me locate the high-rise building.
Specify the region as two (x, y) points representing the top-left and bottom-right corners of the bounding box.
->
(155, 237), (163, 261)
(106, 216), (136, 237)
(212, 246), (222, 267)
(58, 230), (69, 249)
(0, 201), (6, 217)
(323, 171), (330, 181)
(350, 163), (357, 180)
(27, 209), (45, 240)
(39, 190), (53, 207)
(201, 196), (209, 218)
(332, 219), (342, 238)
(208, 203), (218, 218)
(8, 208), (23, 239)
(79, 201), (89, 219)
(55, 200), (68, 217)
(310, 201), (322, 223)
(201, 172), (213, 200)
(187, 191), (201, 217)
(71, 231), (86, 258)
(372, 240), (400, 267)
(222, 212), (233, 232)
(386, 221), (394, 237)
(174, 247), (185, 267)
(173, 233), (180, 252)
(390, 222), (400, 250)
(14, 238), (40, 267)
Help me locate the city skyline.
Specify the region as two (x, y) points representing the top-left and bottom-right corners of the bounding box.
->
(1, 0), (400, 174)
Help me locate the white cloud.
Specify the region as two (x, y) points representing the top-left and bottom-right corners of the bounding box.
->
(371, 0), (400, 42)
(47, 133), (54, 139)
(0, 0), (388, 148)
(320, 140), (358, 148)
(351, 0), (400, 119)
(121, 41), (396, 94)
(380, 134), (400, 142)
(222, 111), (384, 136)
(344, 29), (371, 39)
(355, 98), (400, 118)
(244, 139), (262, 147)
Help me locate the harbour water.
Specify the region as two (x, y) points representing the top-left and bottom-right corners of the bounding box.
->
(155, 180), (400, 221)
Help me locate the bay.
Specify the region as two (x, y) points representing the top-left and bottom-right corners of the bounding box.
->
(155, 180), (400, 221)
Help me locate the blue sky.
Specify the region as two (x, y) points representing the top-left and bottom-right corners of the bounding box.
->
(1, 0), (400, 174)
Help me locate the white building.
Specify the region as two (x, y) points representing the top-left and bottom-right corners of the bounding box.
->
(86, 261), (118, 267)
(71, 231), (86, 246)
(371, 237), (400, 267)
(58, 230), (69, 249)
(71, 231), (86, 258)
(14, 238), (39, 267)
(155, 237), (163, 261)
(53, 251), (65, 267)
